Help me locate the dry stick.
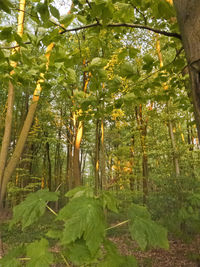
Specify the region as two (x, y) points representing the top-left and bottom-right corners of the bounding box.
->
(106, 220), (130, 231)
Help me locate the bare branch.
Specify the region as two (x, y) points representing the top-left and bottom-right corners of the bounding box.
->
(60, 22), (181, 40)
(0, 41), (31, 50)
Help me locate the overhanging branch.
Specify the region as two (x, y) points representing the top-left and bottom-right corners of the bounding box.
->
(60, 22), (181, 40)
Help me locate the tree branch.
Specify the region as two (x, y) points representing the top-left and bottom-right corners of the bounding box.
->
(0, 41), (31, 50)
(60, 22), (181, 40)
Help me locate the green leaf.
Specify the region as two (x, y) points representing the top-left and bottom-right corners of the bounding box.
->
(101, 191), (118, 213)
(128, 204), (169, 250)
(120, 62), (137, 78)
(66, 68), (76, 83)
(57, 196), (105, 255)
(36, 2), (50, 23)
(98, 240), (138, 267)
(10, 189), (59, 230)
(26, 238), (53, 267)
(143, 54), (154, 72)
(46, 230), (62, 240)
(114, 2), (134, 22)
(0, 0), (13, 14)
(77, 15), (87, 24)
(65, 186), (94, 199)
(0, 27), (13, 42)
(67, 239), (100, 265)
(60, 14), (75, 27)
(89, 57), (107, 69)
(0, 246), (24, 267)
(94, 0), (109, 5)
(49, 5), (60, 19)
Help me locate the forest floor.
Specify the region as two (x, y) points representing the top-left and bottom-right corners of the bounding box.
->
(109, 234), (200, 267)
(0, 210), (200, 266)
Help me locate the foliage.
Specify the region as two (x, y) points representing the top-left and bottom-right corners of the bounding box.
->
(9, 189), (59, 230)
(1, 187), (169, 266)
(148, 176), (200, 240)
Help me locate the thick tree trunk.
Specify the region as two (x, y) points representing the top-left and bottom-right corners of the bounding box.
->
(174, 0), (200, 142)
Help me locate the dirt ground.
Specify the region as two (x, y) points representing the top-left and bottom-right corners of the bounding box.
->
(109, 234), (200, 267)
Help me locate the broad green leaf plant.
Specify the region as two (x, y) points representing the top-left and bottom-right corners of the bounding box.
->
(1, 187), (169, 266)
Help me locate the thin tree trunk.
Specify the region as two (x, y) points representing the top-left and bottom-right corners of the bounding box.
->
(95, 119), (100, 194)
(0, 232), (4, 259)
(0, 0), (26, 208)
(168, 121), (180, 176)
(46, 141), (52, 190)
(100, 119), (106, 190)
(73, 122), (83, 187)
(135, 105), (148, 204)
(0, 82), (14, 194)
(0, 43), (54, 207)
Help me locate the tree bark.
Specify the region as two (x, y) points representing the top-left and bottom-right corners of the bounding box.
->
(174, 0), (200, 142)
(0, 81), (14, 196)
(0, 101), (38, 205)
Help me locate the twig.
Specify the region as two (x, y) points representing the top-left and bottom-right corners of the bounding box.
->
(55, 183), (63, 192)
(106, 220), (129, 231)
(60, 252), (70, 267)
(0, 41), (31, 50)
(46, 204), (58, 216)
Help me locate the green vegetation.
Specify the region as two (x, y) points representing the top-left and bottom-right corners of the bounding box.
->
(0, 0), (200, 266)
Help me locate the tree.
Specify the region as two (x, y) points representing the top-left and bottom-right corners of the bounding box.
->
(173, 0), (200, 141)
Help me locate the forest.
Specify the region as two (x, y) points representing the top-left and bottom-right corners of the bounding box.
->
(0, 0), (200, 266)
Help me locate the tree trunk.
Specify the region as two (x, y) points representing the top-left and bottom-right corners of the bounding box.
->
(100, 119), (106, 190)
(73, 122), (83, 187)
(174, 0), (200, 142)
(135, 105), (148, 204)
(95, 119), (100, 194)
(0, 81), (14, 199)
(168, 121), (180, 176)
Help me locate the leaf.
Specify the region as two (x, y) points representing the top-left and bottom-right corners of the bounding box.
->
(89, 57), (106, 69)
(143, 55), (154, 72)
(128, 204), (169, 250)
(67, 239), (100, 265)
(60, 14), (75, 27)
(65, 186), (94, 199)
(10, 189), (59, 230)
(114, 2), (134, 23)
(94, 0), (109, 5)
(57, 197), (105, 255)
(0, 246), (24, 267)
(98, 240), (138, 267)
(36, 2), (50, 23)
(49, 5), (60, 19)
(66, 68), (76, 83)
(0, 0), (13, 14)
(120, 62), (137, 78)
(46, 230), (62, 240)
(0, 27), (13, 42)
(26, 238), (53, 267)
(101, 191), (118, 213)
